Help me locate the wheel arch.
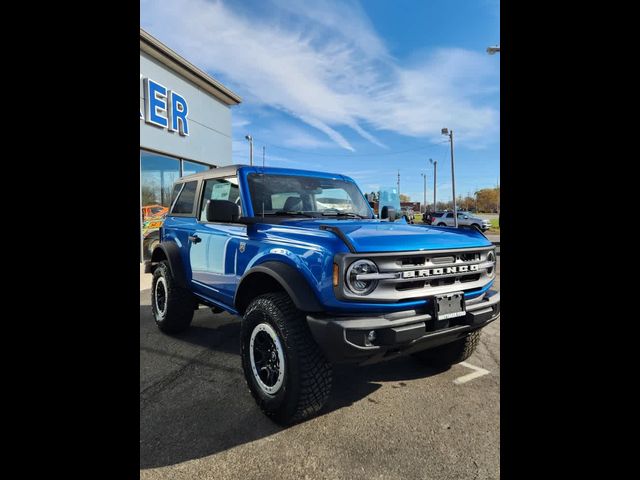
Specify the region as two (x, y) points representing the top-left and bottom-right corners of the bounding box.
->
(235, 261), (323, 315)
(149, 241), (188, 289)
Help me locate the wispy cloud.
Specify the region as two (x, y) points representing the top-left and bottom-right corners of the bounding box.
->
(276, 125), (335, 149)
(141, 0), (498, 150)
(232, 114), (251, 129)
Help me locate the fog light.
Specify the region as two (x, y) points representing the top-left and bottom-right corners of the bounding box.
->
(367, 330), (377, 342)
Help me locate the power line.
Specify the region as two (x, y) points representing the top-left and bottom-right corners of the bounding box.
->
(236, 140), (450, 158)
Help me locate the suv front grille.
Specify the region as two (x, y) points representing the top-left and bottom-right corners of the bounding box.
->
(335, 246), (495, 302)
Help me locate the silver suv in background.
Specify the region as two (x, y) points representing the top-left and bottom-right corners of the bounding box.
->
(433, 211), (491, 231)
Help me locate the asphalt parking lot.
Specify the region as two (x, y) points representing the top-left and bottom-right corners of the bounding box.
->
(140, 256), (500, 480)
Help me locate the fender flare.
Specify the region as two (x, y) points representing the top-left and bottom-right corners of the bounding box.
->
(149, 241), (188, 289)
(235, 261), (323, 314)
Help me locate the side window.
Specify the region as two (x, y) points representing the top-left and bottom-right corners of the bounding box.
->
(169, 183), (182, 210)
(171, 181), (198, 214)
(445, 212), (452, 218)
(200, 177), (240, 221)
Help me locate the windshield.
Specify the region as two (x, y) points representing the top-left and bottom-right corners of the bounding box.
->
(247, 173), (373, 218)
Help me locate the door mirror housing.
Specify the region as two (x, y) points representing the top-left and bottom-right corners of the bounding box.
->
(205, 199), (241, 223)
(381, 206), (396, 221)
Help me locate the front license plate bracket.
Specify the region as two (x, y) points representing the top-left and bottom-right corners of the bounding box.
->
(434, 292), (466, 322)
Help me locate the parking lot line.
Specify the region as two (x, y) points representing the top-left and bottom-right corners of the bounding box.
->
(454, 362), (490, 384)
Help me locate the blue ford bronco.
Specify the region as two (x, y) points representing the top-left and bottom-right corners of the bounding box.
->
(145, 165), (500, 424)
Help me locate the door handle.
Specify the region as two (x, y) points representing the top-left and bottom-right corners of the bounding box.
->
(188, 235), (201, 244)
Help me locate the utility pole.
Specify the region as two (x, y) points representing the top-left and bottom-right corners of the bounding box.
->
(474, 186), (478, 212)
(421, 173), (427, 213)
(245, 135), (253, 166)
(262, 146), (265, 167)
(429, 158), (437, 212)
(441, 128), (457, 227)
(397, 170), (400, 196)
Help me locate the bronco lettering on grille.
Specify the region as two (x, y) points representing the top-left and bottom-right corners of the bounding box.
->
(402, 264), (479, 279)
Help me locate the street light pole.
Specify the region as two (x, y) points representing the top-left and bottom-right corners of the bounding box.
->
(442, 128), (457, 227)
(245, 135), (253, 166)
(421, 173), (427, 213)
(429, 158), (437, 212)
(397, 170), (400, 196)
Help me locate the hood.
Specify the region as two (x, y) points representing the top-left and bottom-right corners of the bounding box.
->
(277, 219), (491, 252)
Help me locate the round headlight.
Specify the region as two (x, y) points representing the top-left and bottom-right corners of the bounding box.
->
(346, 259), (379, 295)
(486, 250), (496, 276)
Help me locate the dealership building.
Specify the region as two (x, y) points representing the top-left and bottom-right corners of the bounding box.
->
(139, 28), (241, 260)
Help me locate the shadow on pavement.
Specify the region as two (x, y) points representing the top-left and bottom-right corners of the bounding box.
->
(140, 304), (446, 469)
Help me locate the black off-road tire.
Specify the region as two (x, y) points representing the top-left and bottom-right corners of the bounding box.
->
(241, 292), (332, 425)
(151, 261), (195, 334)
(412, 330), (481, 367)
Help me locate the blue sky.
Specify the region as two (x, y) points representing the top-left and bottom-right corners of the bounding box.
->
(141, 0), (500, 205)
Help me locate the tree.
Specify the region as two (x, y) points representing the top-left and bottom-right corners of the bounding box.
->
(436, 201), (453, 211)
(458, 196), (475, 211)
(141, 185), (157, 206)
(475, 187), (500, 213)
(399, 194), (411, 202)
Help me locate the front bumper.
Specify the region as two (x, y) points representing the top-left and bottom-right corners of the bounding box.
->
(307, 290), (500, 365)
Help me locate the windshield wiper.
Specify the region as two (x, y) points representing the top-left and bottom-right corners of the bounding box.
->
(272, 211), (318, 218)
(321, 211), (367, 219)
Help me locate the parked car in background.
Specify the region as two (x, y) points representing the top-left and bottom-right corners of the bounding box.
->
(424, 211), (445, 225)
(142, 204), (169, 220)
(142, 204), (169, 260)
(433, 211), (490, 231)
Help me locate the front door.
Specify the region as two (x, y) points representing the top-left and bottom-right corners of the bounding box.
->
(189, 176), (246, 306)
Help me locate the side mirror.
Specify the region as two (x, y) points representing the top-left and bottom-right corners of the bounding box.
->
(205, 199), (241, 223)
(464, 215), (469, 219)
(381, 206), (396, 221)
